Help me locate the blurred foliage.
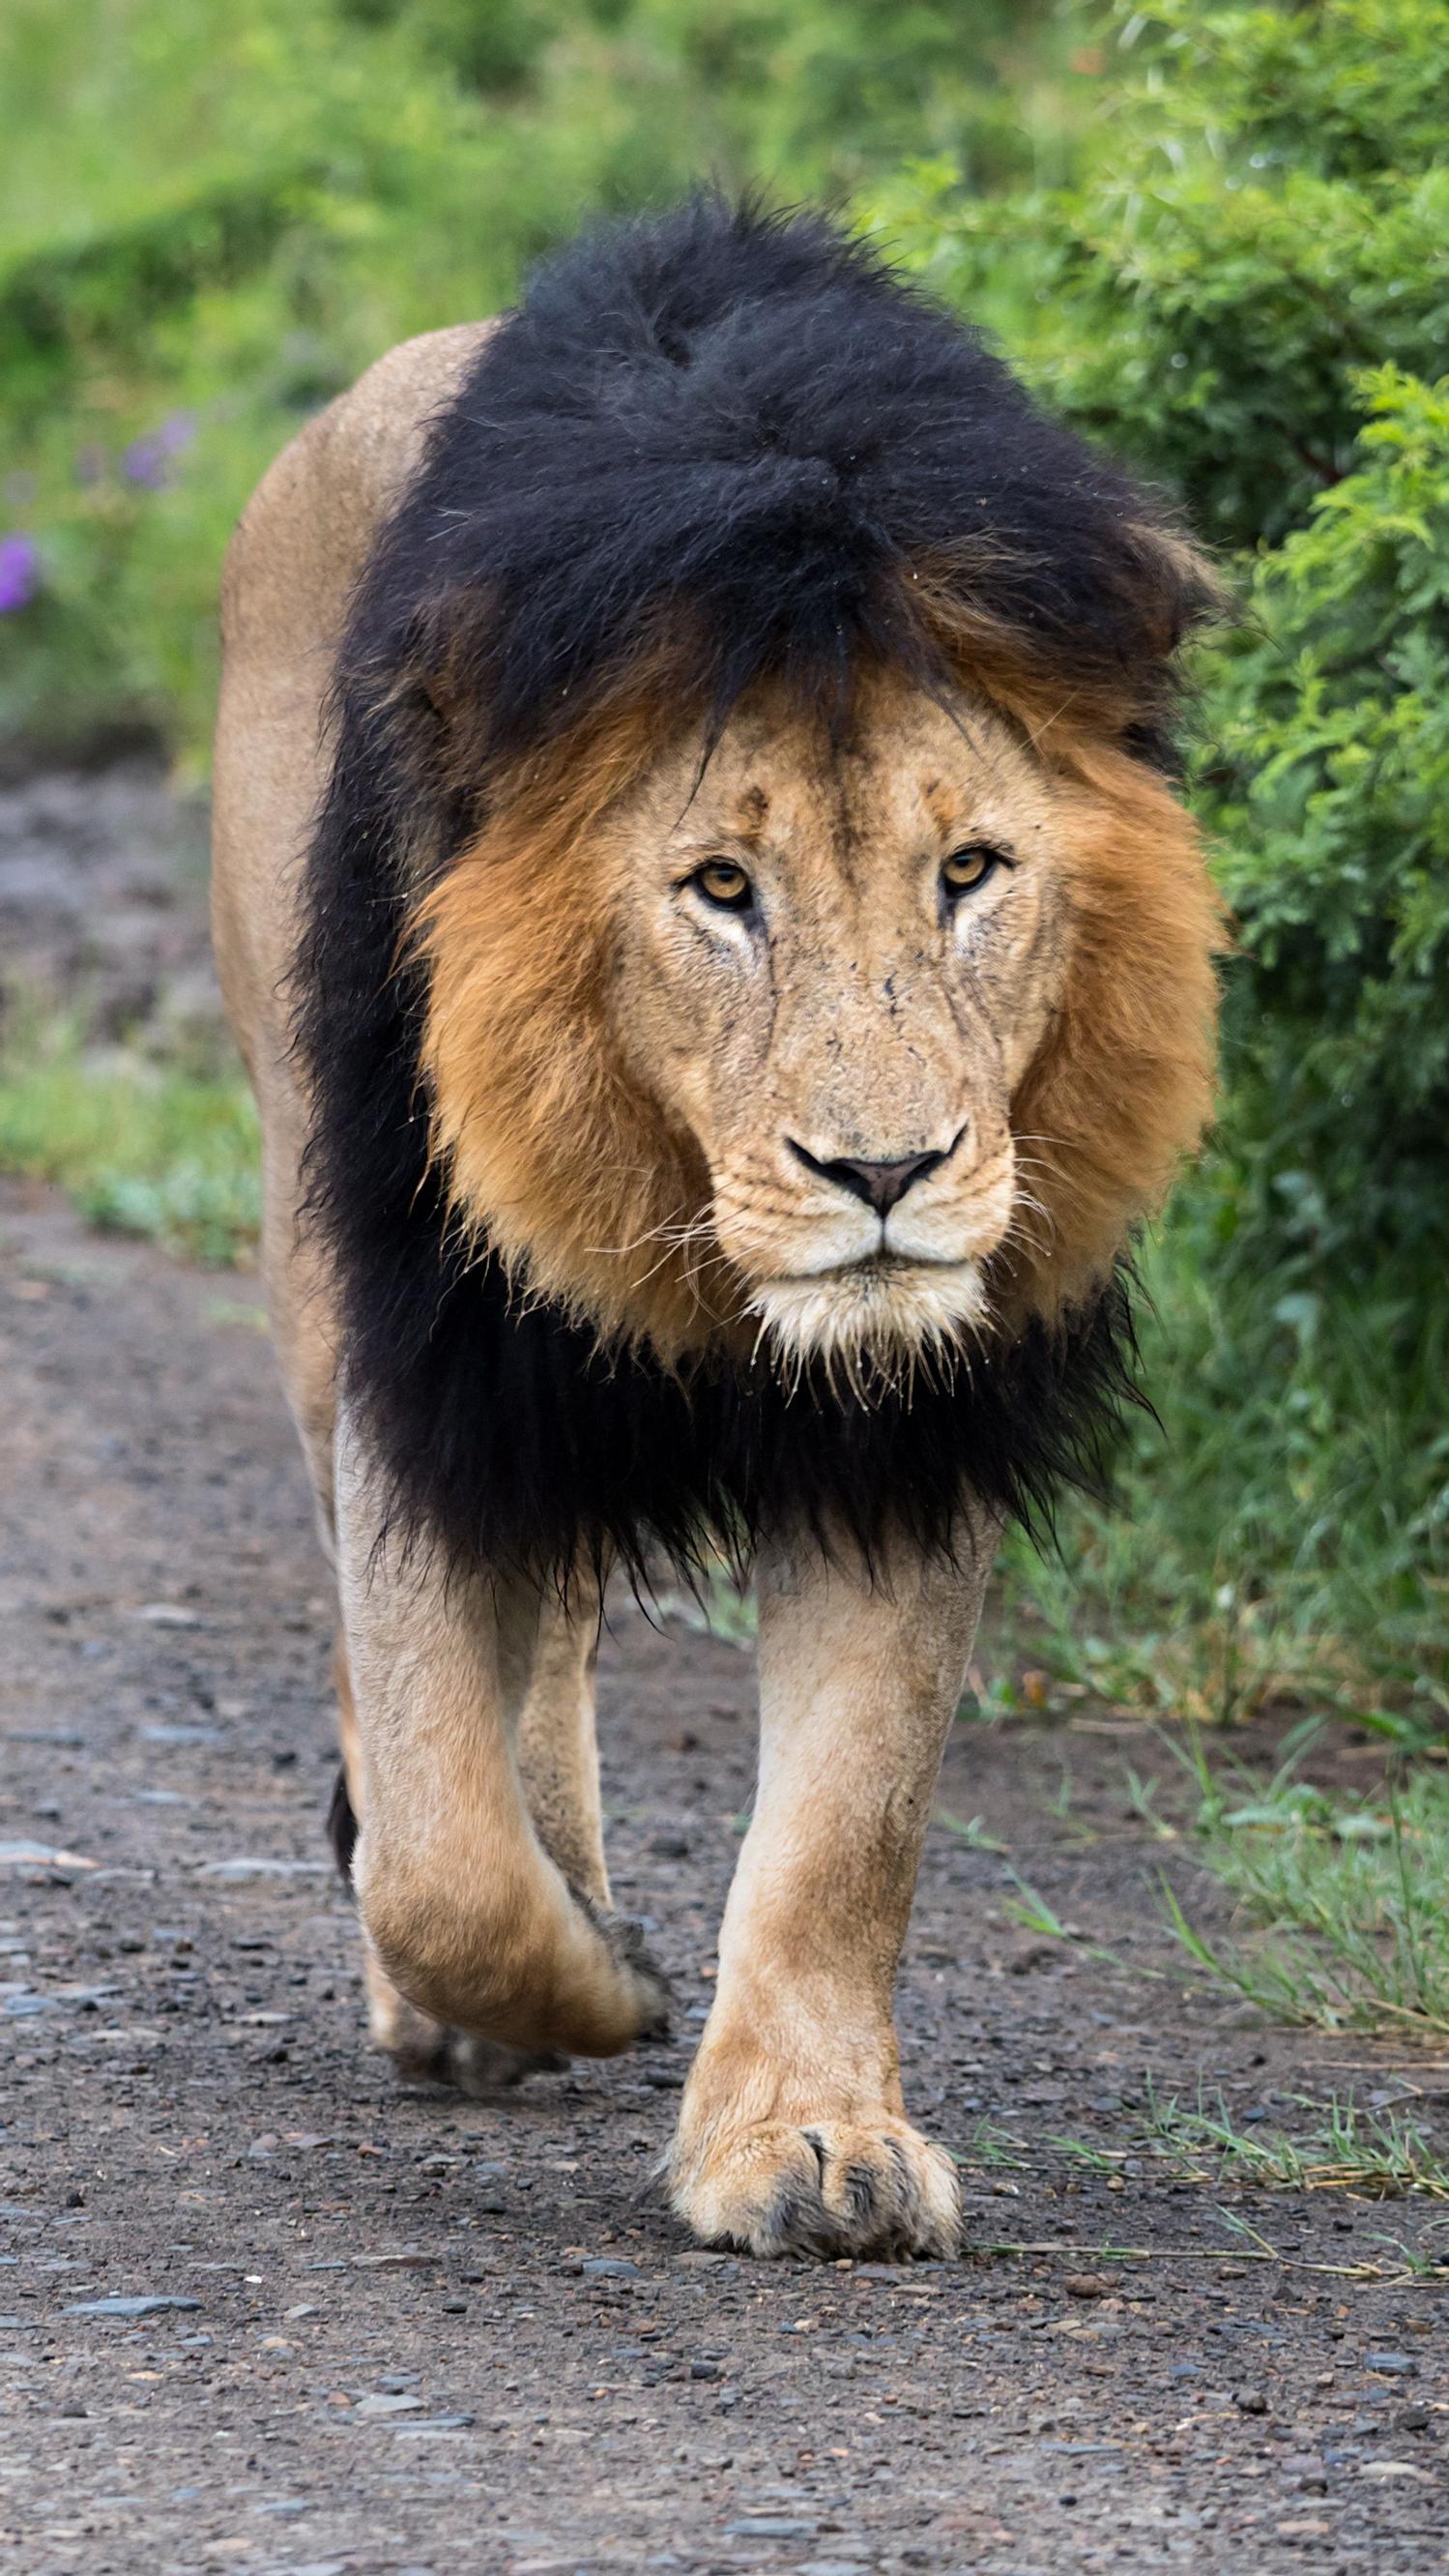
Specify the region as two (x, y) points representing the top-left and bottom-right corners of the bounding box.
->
(0, 0), (1078, 756)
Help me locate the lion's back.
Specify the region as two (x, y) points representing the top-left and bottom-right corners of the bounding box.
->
(212, 322), (491, 1070)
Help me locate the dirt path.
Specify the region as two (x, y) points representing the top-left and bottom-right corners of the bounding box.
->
(1, 1177), (1445, 2576)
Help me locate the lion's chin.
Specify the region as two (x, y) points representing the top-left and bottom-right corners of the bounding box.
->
(747, 1257), (988, 1395)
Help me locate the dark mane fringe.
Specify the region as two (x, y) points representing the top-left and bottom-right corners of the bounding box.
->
(297, 195), (1191, 1588)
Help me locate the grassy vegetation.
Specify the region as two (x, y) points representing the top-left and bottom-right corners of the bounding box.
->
(1138, 2087), (1449, 2200)
(1161, 1739), (1449, 2042)
(971, 1721), (1449, 2052)
(992, 1192), (1449, 1735)
(964, 2089), (1449, 2205)
(0, 1017), (259, 1264)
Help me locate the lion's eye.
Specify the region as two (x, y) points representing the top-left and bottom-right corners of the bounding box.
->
(941, 843), (1008, 899)
(692, 860), (754, 911)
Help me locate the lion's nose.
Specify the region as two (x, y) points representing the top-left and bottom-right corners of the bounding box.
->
(787, 1136), (955, 1218)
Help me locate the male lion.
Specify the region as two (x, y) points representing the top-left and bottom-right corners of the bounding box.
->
(213, 199), (1221, 2260)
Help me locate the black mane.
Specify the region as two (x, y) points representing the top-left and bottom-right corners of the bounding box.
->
(298, 196), (1190, 1588)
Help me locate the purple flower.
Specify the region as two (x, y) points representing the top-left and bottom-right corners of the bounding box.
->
(0, 533), (39, 614)
(121, 410), (197, 490)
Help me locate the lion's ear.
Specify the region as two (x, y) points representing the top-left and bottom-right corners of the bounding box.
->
(399, 584), (499, 780)
(1125, 518), (1231, 660)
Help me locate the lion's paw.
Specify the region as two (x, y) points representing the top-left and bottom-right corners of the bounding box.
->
(364, 1954), (562, 2093)
(670, 2114), (961, 2261)
(423, 2030), (565, 2094)
(583, 1902), (673, 2044)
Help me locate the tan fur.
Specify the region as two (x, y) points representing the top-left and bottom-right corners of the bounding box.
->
(214, 325), (1220, 2257)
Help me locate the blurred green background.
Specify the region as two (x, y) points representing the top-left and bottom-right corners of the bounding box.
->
(2, 0), (1446, 1744)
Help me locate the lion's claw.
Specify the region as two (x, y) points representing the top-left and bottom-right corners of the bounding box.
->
(670, 2113), (961, 2261)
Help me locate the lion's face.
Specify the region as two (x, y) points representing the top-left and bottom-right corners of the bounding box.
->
(605, 672), (1060, 1375)
(419, 659), (1218, 1376)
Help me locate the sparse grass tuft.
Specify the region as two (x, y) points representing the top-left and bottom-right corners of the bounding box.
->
(963, 2088), (1449, 2203)
(1163, 1742), (1449, 2041)
(1139, 2083), (1449, 2200)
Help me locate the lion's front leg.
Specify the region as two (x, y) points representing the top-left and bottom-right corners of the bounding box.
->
(669, 1520), (994, 2258)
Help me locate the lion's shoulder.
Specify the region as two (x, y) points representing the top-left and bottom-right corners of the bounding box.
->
(220, 322), (494, 659)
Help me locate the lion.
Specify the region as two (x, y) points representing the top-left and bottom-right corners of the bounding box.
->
(212, 197), (1222, 2261)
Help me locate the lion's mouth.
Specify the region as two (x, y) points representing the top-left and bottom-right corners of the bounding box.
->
(746, 1252), (989, 1384)
(765, 1249), (981, 1287)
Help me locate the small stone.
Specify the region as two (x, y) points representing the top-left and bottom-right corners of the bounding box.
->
(724, 2520), (819, 2541)
(1233, 2389), (1269, 2415)
(1365, 2351), (1417, 2377)
(581, 2257), (640, 2279)
(65, 2294), (202, 2318)
(0, 1842), (98, 1872)
(689, 2360), (722, 2381)
(357, 2392), (425, 2415)
(200, 1855), (324, 1878)
(352, 2250), (432, 2270)
(1397, 2407), (1432, 2434)
(1062, 2273), (1113, 2299)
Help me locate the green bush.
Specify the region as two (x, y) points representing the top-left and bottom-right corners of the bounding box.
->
(877, 1), (1449, 547)
(1204, 366), (1449, 1282)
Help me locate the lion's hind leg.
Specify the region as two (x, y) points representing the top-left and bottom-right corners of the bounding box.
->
(334, 1409), (668, 2078)
(329, 1634), (555, 2093)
